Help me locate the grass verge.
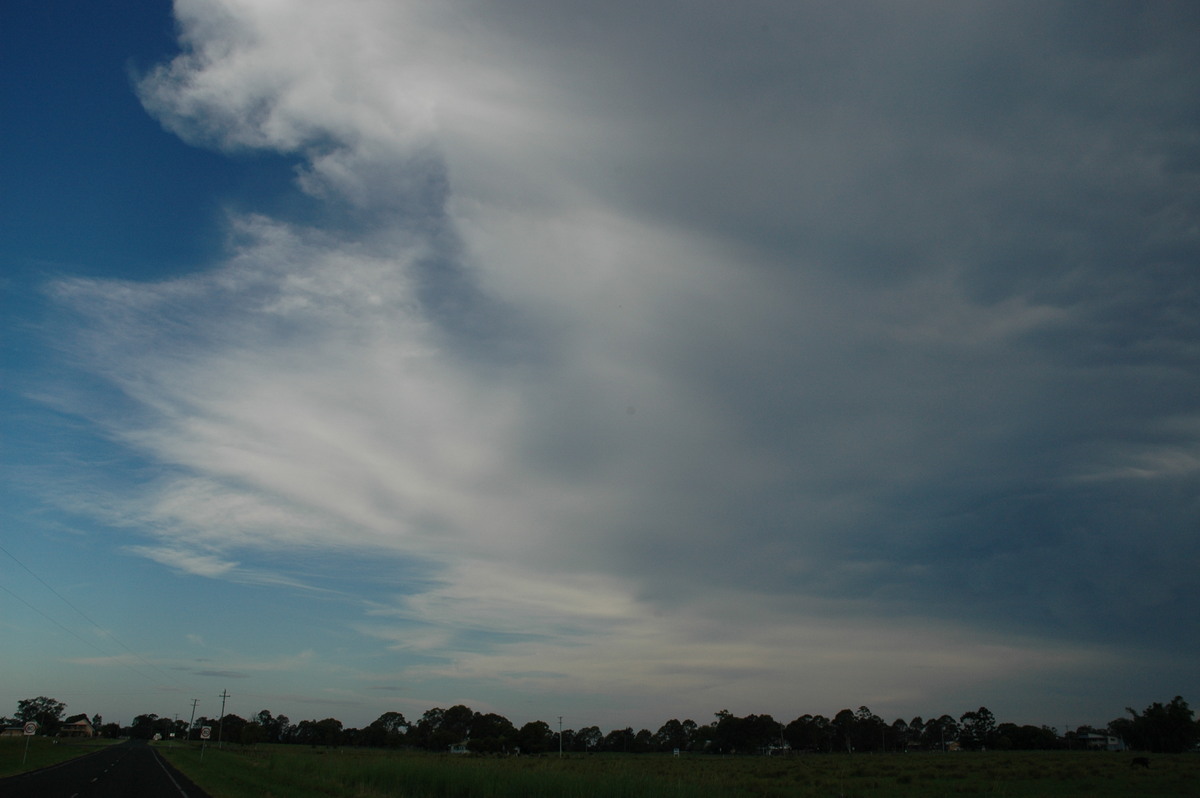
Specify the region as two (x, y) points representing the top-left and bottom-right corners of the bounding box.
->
(0, 736), (119, 777)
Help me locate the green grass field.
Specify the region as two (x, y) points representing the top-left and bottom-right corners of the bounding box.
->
(0, 736), (118, 777)
(155, 744), (1200, 798)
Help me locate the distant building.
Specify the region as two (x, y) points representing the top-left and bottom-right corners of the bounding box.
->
(448, 741), (470, 754)
(1, 726), (26, 738)
(1076, 732), (1124, 751)
(59, 715), (96, 738)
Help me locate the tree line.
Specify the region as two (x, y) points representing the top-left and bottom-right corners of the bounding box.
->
(6, 695), (1197, 755)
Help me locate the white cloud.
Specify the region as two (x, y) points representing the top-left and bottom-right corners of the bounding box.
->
(38, 0), (1200, 722)
(364, 581), (1107, 724)
(125, 545), (238, 578)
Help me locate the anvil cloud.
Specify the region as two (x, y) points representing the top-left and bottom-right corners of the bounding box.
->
(3, 0), (1198, 729)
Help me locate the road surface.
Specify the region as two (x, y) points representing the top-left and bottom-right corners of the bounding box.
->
(0, 738), (213, 797)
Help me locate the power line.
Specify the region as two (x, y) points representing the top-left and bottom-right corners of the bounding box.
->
(0, 542), (190, 689)
(0, 580), (160, 684)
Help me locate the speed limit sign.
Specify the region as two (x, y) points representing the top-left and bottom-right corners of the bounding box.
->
(20, 722), (38, 766)
(200, 726), (212, 740)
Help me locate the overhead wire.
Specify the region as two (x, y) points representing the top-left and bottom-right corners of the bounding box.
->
(0, 542), (192, 691)
(0, 579), (164, 685)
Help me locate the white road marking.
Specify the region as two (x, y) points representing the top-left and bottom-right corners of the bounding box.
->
(151, 748), (190, 797)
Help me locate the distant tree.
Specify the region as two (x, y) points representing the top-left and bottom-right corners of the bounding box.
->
(409, 707), (443, 750)
(575, 725), (603, 752)
(126, 713), (178, 740)
(16, 696), (66, 734)
(130, 714), (161, 740)
(322, 718), (346, 747)
(710, 711), (781, 753)
(853, 707), (885, 752)
(995, 722), (1058, 750)
(602, 727), (635, 753)
(890, 718), (910, 751)
(296, 718), (344, 748)
(275, 714), (292, 743)
(253, 710), (273, 741)
(468, 712), (515, 753)
(1116, 696), (1197, 753)
(959, 707), (997, 750)
(240, 722), (264, 746)
(691, 720), (717, 750)
(784, 714), (832, 753)
(363, 711), (409, 748)
(516, 720), (555, 754)
(254, 710), (290, 744)
(411, 705), (473, 750)
(375, 711), (409, 735)
(923, 715), (959, 750)
(219, 714), (248, 745)
(654, 718), (697, 752)
(442, 705), (474, 744)
(1108, 716), (1134, 746)
(908, 716), (925, 745)
(832, 709), (857, 753)
(294, 719), (316, 747)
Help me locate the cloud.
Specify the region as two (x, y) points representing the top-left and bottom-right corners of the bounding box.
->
(362, 577), (1108, 723)
(195, 669), (251, 679)
(125, 545), (238, 578)
(36, 0), (1200, 721)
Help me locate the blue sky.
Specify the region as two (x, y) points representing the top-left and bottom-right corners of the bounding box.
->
(2, 0), (1199, 733)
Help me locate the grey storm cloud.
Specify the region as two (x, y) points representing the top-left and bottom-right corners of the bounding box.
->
(39, 0), (1200, 722)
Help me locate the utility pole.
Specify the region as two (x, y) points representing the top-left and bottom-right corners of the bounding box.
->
(558, 716), (563, 758)
(217, 690), (229, 748)
(188, 699), (199, 744)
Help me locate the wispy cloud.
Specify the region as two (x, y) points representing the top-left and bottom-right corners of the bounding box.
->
(194, 669), (251, 679)
(125, 545), (238, 578)
(30, 0), (1200, 723)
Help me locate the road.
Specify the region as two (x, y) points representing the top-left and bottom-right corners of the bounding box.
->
(0, 739), (213, 797)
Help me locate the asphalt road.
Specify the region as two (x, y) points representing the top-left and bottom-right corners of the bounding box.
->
(0, 739), (213, 797)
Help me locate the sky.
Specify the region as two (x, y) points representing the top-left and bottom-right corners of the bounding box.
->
(2, 0), (1199, 734)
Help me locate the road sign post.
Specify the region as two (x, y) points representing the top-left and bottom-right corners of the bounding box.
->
(200, 726), (211, 760)
(22, 722), (37, 765)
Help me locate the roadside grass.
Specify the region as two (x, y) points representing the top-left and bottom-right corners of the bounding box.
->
(0, 736), (118, 777)
(156, 745), (1200, 798)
